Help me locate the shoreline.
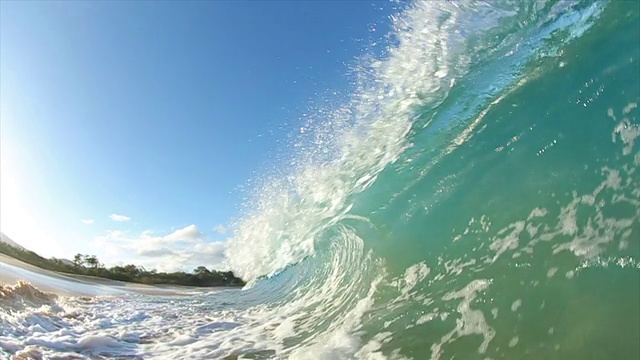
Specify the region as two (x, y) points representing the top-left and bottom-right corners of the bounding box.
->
(0, 254), (238, 296)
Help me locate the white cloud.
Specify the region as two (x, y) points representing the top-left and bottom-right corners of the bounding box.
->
(91, 224), (228, 273)
(82, 219), (95, 225)
(213, 224), (228, 234)
(109, 213), (131, 222)
(164, 224), (202, 242)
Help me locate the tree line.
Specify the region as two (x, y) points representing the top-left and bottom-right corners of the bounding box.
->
(0, 242), (245, 287)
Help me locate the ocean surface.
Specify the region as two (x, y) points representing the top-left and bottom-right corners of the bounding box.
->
(1, 1), (639, 359)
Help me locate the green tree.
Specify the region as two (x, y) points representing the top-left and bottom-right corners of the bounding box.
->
(85, 255), (99, 268)
(0, 241), (245, 287)
(73, 253), (85, 267)
(123, 264), (141, 278)
(194, 266), (211, 275)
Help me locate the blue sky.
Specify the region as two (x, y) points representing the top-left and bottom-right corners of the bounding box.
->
(0, 1), (394, 270)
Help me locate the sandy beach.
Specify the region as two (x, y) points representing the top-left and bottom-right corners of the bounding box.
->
(0, 254), (205, 296)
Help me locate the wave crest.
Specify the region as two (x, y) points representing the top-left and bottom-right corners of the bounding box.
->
(0, 280), (58, 309)
(223, 0), (555, 282)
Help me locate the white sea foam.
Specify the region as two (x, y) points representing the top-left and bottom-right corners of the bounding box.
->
(0, 226), (384, 359)
(430, 279), (495, 360)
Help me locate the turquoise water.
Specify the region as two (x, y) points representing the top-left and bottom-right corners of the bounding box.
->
(226, 1), (640, 358)
(1, 1), (639, 359)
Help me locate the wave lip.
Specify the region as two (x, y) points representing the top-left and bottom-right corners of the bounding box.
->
(223, 0), (571, 282)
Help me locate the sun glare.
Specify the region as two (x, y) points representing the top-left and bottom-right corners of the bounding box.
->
(0, 136), (55, 254)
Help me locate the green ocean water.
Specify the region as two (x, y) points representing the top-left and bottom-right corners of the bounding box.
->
(226, 1), (640, 359)
(363, 6), (639, 360)
(349, 2), (640, 358)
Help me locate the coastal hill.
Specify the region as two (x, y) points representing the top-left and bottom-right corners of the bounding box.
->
(0, 232), (25, 251)
(1, 232), (76, 267)
(0, 232), (244, 287)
